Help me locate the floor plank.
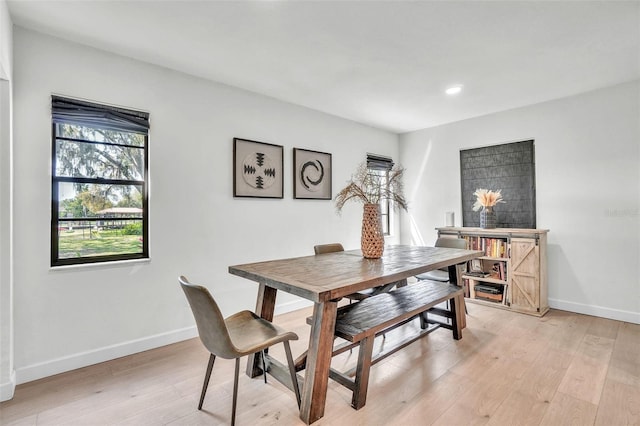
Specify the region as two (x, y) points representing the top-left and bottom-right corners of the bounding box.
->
(606, 321), (640, 388)
(594, 377), (640, 426)
(1, 305), (637, 426)
(556, 334), (615, 405)
(539, 391), (598, 426)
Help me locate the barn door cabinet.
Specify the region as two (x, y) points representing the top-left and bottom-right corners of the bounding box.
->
(436, 227), (549, 317)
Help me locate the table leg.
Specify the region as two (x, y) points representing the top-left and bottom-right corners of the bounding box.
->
(300, 300), (337, 425)
(458, 296), (467, 329)
(451, 294), (464, 340)
(447, 264), (459, 286)
(247, 283), (277, 378)
(448, 264), (467, 329)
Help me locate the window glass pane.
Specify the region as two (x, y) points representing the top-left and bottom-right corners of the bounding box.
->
(57, 219), (143, 259)
(367, 167), (391, 236)
(58, 182), (143, 218)
(381, 213), (389, 235)
(56, 123), (145, 147)
(55, 139), (144, 180)
(52, 97), (148, 266)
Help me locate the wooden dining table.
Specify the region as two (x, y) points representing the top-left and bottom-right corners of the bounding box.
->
(228, 244), (482, 424)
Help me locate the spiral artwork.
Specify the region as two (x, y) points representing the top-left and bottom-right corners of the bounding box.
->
(299, 160), (325, 192)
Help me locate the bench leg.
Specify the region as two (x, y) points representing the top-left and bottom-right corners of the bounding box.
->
(419, 311), (428, 329)
(352, 336), (375, 410)
(450, 295), (464, 340)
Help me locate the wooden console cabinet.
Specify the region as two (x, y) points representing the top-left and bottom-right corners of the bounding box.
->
(436, 227), (549, 317)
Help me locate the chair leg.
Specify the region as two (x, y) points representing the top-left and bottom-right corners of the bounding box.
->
(283, 341), (301, 408)
(261, 350), (268, 384)
(349, 299), (353, 353)
(198, 353), (216, 410)
(231, 358), (240, 426)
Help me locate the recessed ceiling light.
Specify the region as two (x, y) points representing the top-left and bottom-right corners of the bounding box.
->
(445, 85), (463, 95)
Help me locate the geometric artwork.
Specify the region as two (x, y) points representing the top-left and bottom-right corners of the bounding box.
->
(242, 152), (276, 189)
(233, 138), (284, 198)
(293, 148), (332, 200)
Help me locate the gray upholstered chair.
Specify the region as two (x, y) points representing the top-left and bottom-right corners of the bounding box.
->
(313, 243), (345, 256)
(415, 237), (468, 283)
(179, 276), (300, 425)
(415, 237), (468, 314)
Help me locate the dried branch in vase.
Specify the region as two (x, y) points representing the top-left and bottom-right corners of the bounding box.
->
(335, 162), (408, 213)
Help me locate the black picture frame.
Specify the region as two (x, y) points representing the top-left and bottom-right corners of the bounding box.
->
(293, 148), (332, 200)
(233, 138), (284, 198)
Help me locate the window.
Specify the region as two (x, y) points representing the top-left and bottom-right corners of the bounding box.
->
(366, 154), (394, 236)
(51, 96), (149, 266)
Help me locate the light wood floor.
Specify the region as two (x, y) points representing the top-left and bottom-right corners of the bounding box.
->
(2, 304), (639, 425)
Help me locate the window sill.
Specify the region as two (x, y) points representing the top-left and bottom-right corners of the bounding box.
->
(50, 257), (151, 272)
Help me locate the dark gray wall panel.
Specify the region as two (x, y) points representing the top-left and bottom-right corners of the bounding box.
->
(460, 140), (536, 228)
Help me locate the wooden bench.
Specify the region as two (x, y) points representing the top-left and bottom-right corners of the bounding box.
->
(328, 280), (464, 410)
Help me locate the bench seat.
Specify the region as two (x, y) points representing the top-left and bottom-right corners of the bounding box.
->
(330, 280), (464, 409)
(334, 280), (464, 342)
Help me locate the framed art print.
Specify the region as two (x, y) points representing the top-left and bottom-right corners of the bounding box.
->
(470, 259), (483, 273)
(233, 138), (284, 198)
(293, 148), (332, 200)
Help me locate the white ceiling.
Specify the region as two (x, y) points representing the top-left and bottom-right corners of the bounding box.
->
(7, 1), (640, 134)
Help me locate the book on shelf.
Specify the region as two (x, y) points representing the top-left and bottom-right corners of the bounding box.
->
(474, 283), (503, 303)
(466, 271), (491, 278)
(463, 236), (508, 258)
(466, 259), (507, 281)
(475, 294), (502, 303)
(490, 262), (507, 281)
(462, 278), (470, 298)
(499, 262), (507, 281)
(490, 262), (501, 279)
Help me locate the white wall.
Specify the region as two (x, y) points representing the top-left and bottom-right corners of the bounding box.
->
(11, 27), (399, 384)
(0, 0), (10, 80)
(10, 23), (638, 390)
(400, 80), (640, 324)
(0, 0), (15, 401)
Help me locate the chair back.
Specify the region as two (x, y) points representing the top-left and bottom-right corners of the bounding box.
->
(179, 276), (238, 359)
(314, 243), (344, 255)
(434, 237), (467, 250)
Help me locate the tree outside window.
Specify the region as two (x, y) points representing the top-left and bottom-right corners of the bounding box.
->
(51, 96), (149, 266)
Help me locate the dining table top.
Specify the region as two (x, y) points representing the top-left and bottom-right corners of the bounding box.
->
(228, 244), (483, 303)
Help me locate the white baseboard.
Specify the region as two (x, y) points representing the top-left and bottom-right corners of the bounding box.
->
(16, 326), (198, 385)
(549, 298), (640, 325)
(0, 369), (16, 401)
(14, 299), (311, 386)
(12, 298), (635, 388)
